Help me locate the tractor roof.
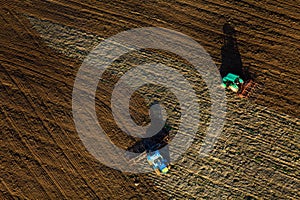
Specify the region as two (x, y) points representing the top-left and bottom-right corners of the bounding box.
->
(147, 150), (163, 162)
(224, 73), (240, 81)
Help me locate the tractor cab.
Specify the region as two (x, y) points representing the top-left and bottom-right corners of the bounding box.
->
(221, 73), (244, 92)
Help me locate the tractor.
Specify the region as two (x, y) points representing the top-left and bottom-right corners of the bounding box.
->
(147, 150), (169, 175)
(221, 73), (244, 92)
(221, 73), (258, 98)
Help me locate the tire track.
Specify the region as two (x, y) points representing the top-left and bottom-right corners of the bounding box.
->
(8, 71), (101, 198)
(1, 67), (70, 199)
(1, 0), (299, 199)
(0, 11), (164, 198)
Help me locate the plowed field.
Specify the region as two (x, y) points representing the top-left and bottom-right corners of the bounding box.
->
(1, 0), (299, 199)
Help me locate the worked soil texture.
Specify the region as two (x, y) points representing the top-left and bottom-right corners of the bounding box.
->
(1, 0), (299, 199)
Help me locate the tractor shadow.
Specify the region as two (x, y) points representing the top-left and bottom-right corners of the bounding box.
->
(126, 126), (170, 154)
(126, 124), (171, 163)
(126, 103), (171, 162)
(220, 23), (252, 81)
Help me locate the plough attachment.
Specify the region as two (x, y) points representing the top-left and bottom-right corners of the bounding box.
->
(238, 80), (261, 98)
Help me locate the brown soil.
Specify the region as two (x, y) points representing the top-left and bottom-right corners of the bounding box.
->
(1, 0), (299, 199)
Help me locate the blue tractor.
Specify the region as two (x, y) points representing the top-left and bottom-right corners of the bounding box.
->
(147, 150), (169, 175)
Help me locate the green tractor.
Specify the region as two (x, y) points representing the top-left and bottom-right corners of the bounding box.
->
(221, 73), (259, 98)
(221, 73), (244, 93)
